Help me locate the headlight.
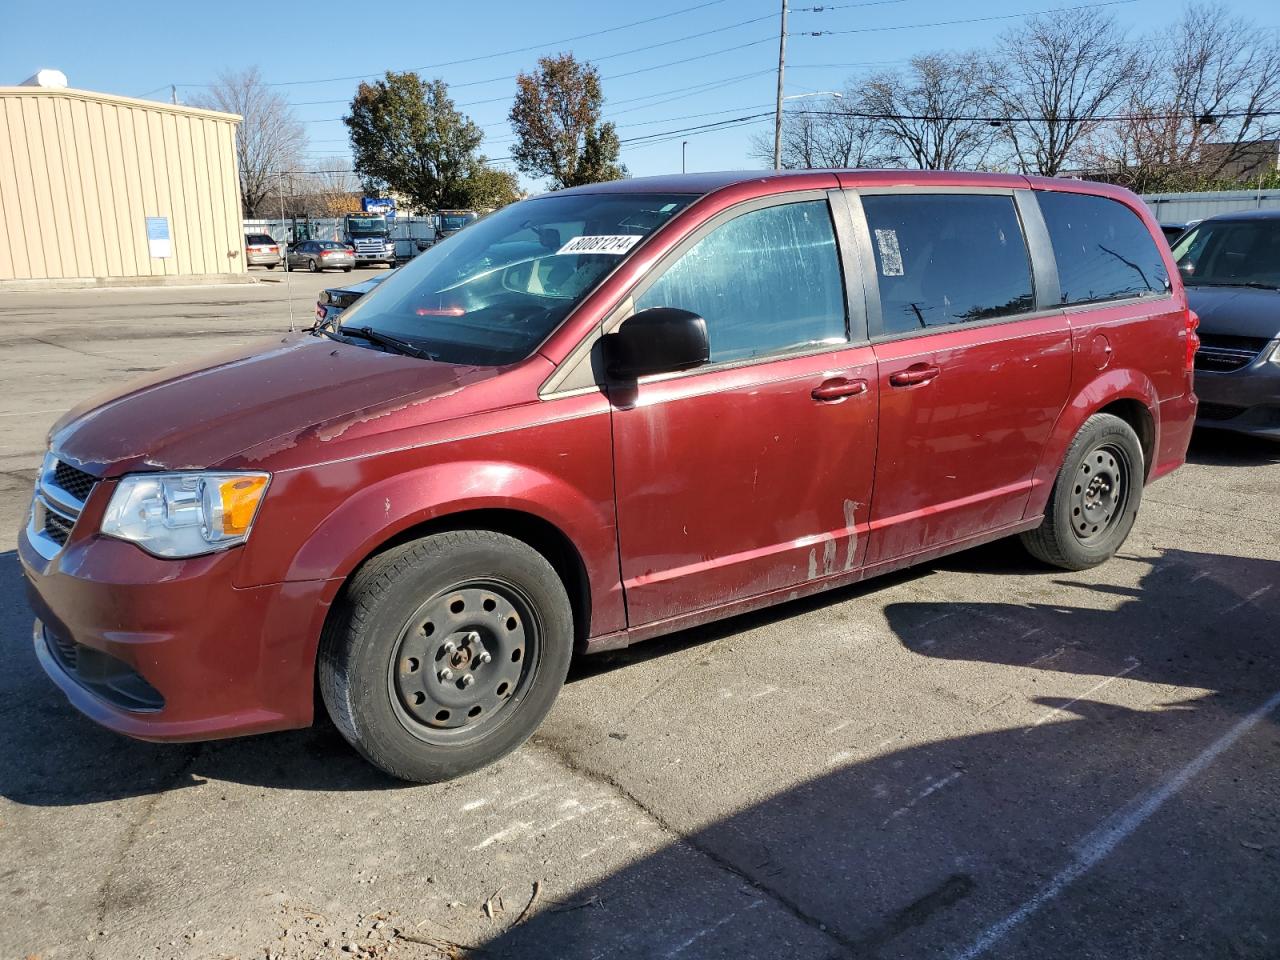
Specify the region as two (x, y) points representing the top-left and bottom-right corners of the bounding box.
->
(101, 472), (269, 558)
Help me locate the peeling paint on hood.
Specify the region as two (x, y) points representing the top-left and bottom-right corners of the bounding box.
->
(49, 334), (500, 476)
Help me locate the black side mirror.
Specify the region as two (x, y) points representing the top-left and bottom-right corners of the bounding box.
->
(604, 307), (710, 380)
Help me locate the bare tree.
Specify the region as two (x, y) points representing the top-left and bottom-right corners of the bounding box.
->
(293, 161), (362, 218)
(1090, 4), (1280, 190)
(989, 10), (1138, 176)
(860, 54), (1000, 170)
(749, 90), (891, 169)
(189, 66), (307, 217)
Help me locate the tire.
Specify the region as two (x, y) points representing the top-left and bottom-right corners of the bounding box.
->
(1020, 413), (1144, 571)
(265, 264), (276, 270)
(343, 266), (353, 272)
(319, 530), (573, 783)
(308, 258), (320, 273)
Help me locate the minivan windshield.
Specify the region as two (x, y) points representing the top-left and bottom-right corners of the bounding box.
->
(1172, 218), (1280, 289)
(336, 192), (696, 365)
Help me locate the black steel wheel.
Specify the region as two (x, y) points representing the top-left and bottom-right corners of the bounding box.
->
(319, 530), (573, 783)
(1068, 442), (1131, 546)
(1021, 412), (1144, 571)
(388, 579), (538, 745)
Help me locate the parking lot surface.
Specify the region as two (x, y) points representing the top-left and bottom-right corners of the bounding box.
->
(2, 277), (1278, 960)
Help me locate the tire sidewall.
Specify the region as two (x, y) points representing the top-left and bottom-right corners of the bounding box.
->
(1049, 416), (1144, 568)
(326, 534), (572, 782)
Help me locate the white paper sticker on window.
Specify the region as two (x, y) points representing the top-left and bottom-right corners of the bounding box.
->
(874, 228), (903, 276)
(557, 234), (643, 255)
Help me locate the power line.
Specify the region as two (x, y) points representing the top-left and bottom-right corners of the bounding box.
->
(299, 35), (783, 123)
(239, 0), (734, 89)
(802, 0), (1136, 36)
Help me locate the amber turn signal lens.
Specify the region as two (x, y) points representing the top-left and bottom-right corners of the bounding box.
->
(218, 476), (269, 536)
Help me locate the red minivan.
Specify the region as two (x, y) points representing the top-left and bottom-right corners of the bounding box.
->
(21, 170), (1197, 782)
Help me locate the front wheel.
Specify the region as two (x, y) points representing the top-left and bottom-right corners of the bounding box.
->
(1020, 412), (1144, 571)
(319, 530), (573, 783)
(308, 258), (320, 273)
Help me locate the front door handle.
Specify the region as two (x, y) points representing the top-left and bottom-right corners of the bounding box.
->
(812, 377), (868, 401)
(888, 363), (941, 387)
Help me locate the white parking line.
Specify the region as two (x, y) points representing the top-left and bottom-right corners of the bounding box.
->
(1029, 658), (1141, 728)
(950, 687), (1280, 960)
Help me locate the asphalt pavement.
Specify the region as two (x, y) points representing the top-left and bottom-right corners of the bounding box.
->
(1, 271), (1278, 960)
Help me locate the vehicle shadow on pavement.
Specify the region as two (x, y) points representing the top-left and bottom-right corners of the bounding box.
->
(1186, 428), (1280, 466)
(475, 546), (1280, 960)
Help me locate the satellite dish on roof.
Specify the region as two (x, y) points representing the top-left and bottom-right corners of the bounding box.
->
(19, 69), (69, 89)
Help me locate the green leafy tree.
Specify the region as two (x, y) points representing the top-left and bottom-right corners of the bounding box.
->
(459, 166), (522, 209)
(509, 54), (625, 188)
(345, 72), (491, 211)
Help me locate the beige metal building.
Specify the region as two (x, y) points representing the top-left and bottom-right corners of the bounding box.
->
(0, 85), (245, 285)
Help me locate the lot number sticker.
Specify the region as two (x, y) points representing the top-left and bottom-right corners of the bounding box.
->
(557, 235), (643, 255)
(874, 228), (904, 276)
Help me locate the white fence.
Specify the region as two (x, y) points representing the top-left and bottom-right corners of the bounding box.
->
(243, 217), (440, 261)
(1140, 189), (1280, 224)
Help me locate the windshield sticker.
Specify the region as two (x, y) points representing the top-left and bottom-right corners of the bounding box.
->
(557, 234), (643, 255)
(875, 229), (904, 276)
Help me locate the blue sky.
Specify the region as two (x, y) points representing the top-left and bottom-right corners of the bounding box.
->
(3, 0), (1276, 190)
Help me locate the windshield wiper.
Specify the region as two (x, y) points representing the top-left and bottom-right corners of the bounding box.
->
(324, 325), (436, 360)
(1187, 280), (1280, 291)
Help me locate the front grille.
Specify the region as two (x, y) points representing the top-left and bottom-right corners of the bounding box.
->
(28, 454), (96, 559)
(52, 460), (96, 502)
(41, 625), (164, 712)
(46, 626), (79, 671)
(1194, 335), (1271, 373)
(44, 510), (73, 545)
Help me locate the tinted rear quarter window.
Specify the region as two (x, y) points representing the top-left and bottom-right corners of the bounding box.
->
(860, 193), (1035, 336)
(1039, 191), (1169, 305)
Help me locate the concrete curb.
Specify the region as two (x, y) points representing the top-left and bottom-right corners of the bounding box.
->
(0, 273), (260, 292)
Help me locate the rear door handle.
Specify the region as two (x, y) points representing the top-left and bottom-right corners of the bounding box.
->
(812, 377), (868, 401)
(888, 363), (941, 387)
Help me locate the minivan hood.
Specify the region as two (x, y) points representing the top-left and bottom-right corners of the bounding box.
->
(1186, 285), (1280, 340)
(50, 334), (500, 476)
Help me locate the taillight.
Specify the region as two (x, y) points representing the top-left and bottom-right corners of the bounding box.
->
(1185, 310), (1200, 372)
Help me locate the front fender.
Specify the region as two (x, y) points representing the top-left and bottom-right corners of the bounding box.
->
(276, 458), (623, 635)
(1025, 366), (1159, 519)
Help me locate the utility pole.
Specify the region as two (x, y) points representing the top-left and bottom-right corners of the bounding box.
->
(773, 0), (788, 170)
(170, 84), (177, 105)
(682, 140), (688, 174)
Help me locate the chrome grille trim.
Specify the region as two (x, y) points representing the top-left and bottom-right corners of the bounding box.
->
(26, 452), (97, 561)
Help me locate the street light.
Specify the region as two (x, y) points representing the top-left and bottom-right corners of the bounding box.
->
(783, 91), (844, 102)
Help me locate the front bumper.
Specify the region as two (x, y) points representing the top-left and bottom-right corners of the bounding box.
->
(19, 516), (338, 742)
(1195, 352), (1280, 439)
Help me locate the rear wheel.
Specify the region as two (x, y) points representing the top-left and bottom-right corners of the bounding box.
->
(308, 258), (320, 273)
(1021, 413), (1143, 570)
(319, 530), (573, 783)
(265, 264), (276, 270)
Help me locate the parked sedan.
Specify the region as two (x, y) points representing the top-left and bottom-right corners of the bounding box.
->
(1173, 209), (1280, 438)
(314, 271), (392, 327)
(244, 233), (282, 269)
(287, 240), (355, 273)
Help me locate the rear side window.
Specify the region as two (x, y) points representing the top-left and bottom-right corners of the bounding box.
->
(635, 200), (847, 363)
(860, 194), (1035, 336)
(1039, 192), (1169, 305)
